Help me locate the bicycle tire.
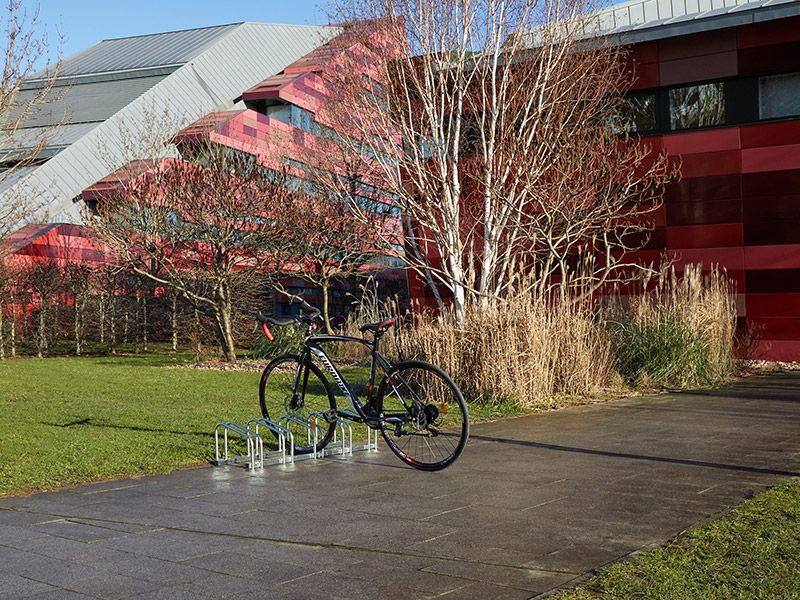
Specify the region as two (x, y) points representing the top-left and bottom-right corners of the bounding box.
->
(376, 360), (469, 471)
(259, 354), (337, 455)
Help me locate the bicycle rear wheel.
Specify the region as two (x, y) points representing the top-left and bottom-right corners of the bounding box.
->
(377, 360), (469, 471)
(259, 354), (336, 454)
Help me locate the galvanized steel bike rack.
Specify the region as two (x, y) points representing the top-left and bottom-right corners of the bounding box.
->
(214, 421), (263, 470)
(212, 412), (379, 472)
(247, 418), (294, 465)
(279, 415), (320, 459)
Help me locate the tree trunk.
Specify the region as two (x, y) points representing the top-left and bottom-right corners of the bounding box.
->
(171, 293), (178, 352)
(321, 279), (333, 334)
(99, 296), (105, 344)
(109, 295), (117, 355)
(142, 294), (148, 353)
(37, 299), (47, 358)
(123, 304), (129, 345)
(0, 294), (5, 360)
(9, 287), (16, 357)
(213, 286), (236, 361)
(74, 292), (81, 356)
(193, 305), (202, 360)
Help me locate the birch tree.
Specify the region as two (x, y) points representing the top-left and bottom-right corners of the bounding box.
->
(325, 0), (676, 321)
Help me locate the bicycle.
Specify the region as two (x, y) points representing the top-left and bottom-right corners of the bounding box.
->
(256, 302), (469, 471)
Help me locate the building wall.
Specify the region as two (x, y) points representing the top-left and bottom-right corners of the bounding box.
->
(626, 15), (800, 360)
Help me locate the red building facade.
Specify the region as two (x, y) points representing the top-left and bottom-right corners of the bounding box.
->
(623, 11), (800, 361)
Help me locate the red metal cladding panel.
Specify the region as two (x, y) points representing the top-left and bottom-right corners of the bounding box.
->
(740, 120), (800, 149)
(664, 174), (741, 203)
(745, 245), (800, 270)
(666, 223), (743, 248)
(746, 268), (800, 294)
(667, 197), (742, 226)
(659, 51), (738, 87)
(630, 62), (660, 90)
(744, 220), (800, 246)
(666, 246), (745, 271)
(662, 128), (740, 156)
(742, 169), (800, 198)
(747, 293), (800, 317)
(737, 15), (800, 49)
(748, 317), (800, 340)
(743, 194), (800, 222)
(749, 339), (800, 362)
(679, 149), (741, 178)
(739, 41), (800, 77)
(742, 144), (800, 174)
(659, 28), (737, 61)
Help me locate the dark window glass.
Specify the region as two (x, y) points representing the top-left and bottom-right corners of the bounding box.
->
(669, 83), (725, 130)
(614, 93), (657, 133)
(759, 72), (800, 120)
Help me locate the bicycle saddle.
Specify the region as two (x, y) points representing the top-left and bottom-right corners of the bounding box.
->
(359, 318), (396, 333)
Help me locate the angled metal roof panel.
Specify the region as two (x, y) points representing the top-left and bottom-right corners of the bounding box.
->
(9, 122), (100, 157)
(31, 23), (242, 79)
(2, 22), (339, 225)
(594, 0), (800, 41)
(18, 74), (167, 129)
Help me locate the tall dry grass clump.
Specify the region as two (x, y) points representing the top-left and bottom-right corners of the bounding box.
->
(606, 265), (737, 388)
(340, 282), (616, 406)
(338, 265), (737, 407)
(392, 297), (617, 407)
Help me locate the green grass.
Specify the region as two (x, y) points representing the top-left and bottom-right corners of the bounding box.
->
(554, 480), (800, 599)
(0, 353), (524, 496)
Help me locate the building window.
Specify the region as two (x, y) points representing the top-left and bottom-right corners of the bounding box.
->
(614, 92), (657, 134)
(669, 83), (725, 130)
(759, 72), (800, 120)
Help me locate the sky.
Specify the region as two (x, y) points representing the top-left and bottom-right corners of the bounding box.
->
(33, 0), (328, 68)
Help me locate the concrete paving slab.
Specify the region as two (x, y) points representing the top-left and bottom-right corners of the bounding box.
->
(1, 373), (800, 599)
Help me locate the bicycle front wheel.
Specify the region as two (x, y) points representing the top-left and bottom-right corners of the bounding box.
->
(377, 360), (469, 471)
(259, 354), (336, 455)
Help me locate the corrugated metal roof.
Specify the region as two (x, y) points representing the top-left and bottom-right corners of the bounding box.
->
(30, 23), (242, 80)
(593, 0), (800, 40)
(2, 22), (339, 225)
(18, 74), (167, 128)
(9, 122), (100, 155)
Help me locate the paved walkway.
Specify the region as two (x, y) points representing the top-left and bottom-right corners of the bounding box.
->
(2, 373), (800, 599)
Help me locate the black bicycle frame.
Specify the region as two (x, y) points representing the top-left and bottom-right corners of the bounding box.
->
(291, 332), (398, 423)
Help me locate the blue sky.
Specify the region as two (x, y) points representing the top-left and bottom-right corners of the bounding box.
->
(35, 0), (326, 67)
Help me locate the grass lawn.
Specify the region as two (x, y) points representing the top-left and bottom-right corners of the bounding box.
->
(0, 353), (524, 496)
(554, 480), (800, 599)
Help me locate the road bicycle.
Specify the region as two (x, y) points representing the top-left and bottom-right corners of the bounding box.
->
(256, 302), (469, 471)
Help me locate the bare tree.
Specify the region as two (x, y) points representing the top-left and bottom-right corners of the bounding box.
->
(0, 0), (61, 236)
(23, 258), (60, 357)
(325, 0), (676, 321)
(89, 141), (301, 361)
(64, 260), (92, 355)
(276, 182), (395, 332)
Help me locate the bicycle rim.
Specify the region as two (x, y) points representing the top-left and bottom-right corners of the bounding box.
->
(377, 360), (469, 471)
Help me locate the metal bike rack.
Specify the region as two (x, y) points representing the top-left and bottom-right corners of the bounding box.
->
(337, 408), (379, 453)
(246, 418), (294, 465)
(213, 412), (379, 472)
(214, 422), (263, 470)
(278, 415), (320, 459)
(310, 412), (352, 458)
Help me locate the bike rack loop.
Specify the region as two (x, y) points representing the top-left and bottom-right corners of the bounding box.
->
(246, 418), (294, 465)
(278, 415), (320, 459)
(214, 422), (263, 470)
(309, 412), (352, 457)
